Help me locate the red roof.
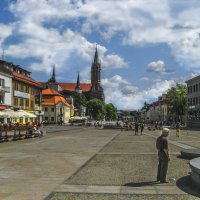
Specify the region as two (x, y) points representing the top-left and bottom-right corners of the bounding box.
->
(42, 88), (61, 96)
(42, 96), (70, 107)
(59, 83), (91, 92)
(12, 71), (42, 88)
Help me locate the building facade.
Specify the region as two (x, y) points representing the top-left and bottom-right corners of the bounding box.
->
(0, 61), (12, 110)
(0, 60), (43, 122)
(186, 75), (200, 127)
(42, 88), (71, 124)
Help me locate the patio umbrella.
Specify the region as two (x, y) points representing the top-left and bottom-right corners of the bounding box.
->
(3, 109), (20, 118)
(26, 112), (37, 118)
(0, 111), (8, 118)
(16, 110), (31, 117)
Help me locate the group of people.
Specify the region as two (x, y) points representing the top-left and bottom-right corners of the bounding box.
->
(122, 121), (145, 135)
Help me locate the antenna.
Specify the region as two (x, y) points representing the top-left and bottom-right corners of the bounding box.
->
(2, 48), (5, 60)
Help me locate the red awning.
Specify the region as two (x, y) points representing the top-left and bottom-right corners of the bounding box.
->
(0, 105), (7, 111)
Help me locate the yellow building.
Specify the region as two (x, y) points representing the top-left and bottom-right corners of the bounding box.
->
(42, 89), (71, 124)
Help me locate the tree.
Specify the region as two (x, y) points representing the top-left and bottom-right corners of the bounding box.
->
(166, 83), (187, 122)
(86, 98), (106, 120)
(72, 92), (87, 109)
(105, 103), (117, 121)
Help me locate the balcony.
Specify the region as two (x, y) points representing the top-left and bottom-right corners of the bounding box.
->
(0, 86), (10, 93)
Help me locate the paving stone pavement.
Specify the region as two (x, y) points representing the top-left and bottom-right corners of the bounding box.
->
(0, 126), (200, 200)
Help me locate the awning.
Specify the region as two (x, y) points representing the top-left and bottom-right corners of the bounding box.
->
(0, 105), (7, 111)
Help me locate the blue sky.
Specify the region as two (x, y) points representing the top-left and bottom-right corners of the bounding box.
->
(1, 0), (200, 110)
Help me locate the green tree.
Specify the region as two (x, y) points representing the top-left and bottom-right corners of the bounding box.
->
(72, 92), (87, 109)
(166, 83), (187, 122)
(105, 103), (117, 120)
(86, 98), (106, 120)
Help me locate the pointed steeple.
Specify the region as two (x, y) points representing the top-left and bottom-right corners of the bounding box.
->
(75, 72), (82, 93)
(93, 45), (100, 65)
(77, 72), (80, 87)
(48, 65), (56, 83)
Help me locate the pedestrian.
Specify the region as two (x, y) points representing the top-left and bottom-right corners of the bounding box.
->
(156, 128), (170, 183)
(175, 122), (181, 137)
(135, 122), (139, 135)
(140, 122), (145, 135)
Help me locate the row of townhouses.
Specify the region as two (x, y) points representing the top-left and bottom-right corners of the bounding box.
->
(140, 76), (200, 127)
(0, 47), (105, 124)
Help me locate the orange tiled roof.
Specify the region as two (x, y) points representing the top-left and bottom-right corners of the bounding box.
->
(42, 88), (61, 96)
(59, 83), (91, 92)
(12, 71), (42, 88)
(42, 96), (70, 107)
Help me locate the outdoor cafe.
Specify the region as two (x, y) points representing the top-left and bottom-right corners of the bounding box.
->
(0, 109), (41, 142)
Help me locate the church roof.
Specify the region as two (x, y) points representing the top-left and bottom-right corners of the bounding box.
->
(59, 83), (91, 92)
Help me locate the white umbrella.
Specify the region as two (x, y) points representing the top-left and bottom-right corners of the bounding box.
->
(16, 110), (31, 117)
(3, 109), (20, 118)
(26, 112), (37, 118)
(0, 111), (7, 118)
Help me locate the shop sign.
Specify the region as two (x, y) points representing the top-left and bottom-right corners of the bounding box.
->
(14, 91), (30, 99)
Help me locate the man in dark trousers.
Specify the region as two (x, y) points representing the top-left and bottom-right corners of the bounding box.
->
(156, 128), (170, 183)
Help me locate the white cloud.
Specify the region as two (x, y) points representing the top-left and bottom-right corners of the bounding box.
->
(102, 75), (175, 110)
(102, 54), (128, 70)
(0, 23), (14, 44)
(140, 77), (149, 81)
(147, 60), (167, 74)
(7, 0), (200, 70)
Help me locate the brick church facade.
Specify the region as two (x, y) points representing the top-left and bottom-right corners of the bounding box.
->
(42, 47), (105, 102)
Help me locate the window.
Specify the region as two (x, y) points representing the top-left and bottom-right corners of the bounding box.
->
(51, 108), (54, 112)
(196, 84), (198, 92)
(20, 98), (23, 107)
(45, 107), (48, 112)
(193, 85), (195, 93)
(26, 99), (29, 108)
(196, 97), (198, 105)
(45, 117), (48, 121)
(193, 97), (195, 105)
(0, 95), (4, 104)
(14, 98), (18, 106)
(0, 78), (5, 86)
(31, 101), (34, 109)
(51, 117), (54, 122)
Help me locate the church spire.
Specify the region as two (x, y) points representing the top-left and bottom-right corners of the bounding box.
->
(93, 45), (100, 66)
(77, 72), (80, 87)
(75, 72), (82, 93)
(48, 65), (56, 83)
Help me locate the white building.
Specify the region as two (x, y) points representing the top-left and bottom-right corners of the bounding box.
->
(0, 63), (12, 110)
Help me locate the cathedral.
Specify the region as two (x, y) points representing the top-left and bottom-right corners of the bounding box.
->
(42, 46), (105, 102)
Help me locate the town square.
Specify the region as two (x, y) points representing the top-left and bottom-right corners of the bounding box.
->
(1, 0), (200, 199)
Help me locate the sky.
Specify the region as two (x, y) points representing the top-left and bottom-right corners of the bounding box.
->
(1, 0), (200, 110)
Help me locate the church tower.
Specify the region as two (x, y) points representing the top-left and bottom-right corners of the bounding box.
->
(75, 72), (82, 93)
(46, 65), (61, 92)
(48, 65), (56, 83)
(90, 46), (105, 102)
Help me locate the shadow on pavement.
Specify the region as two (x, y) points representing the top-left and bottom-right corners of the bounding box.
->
(176, 175), (200, 198)
(124, 180), (159, 187)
